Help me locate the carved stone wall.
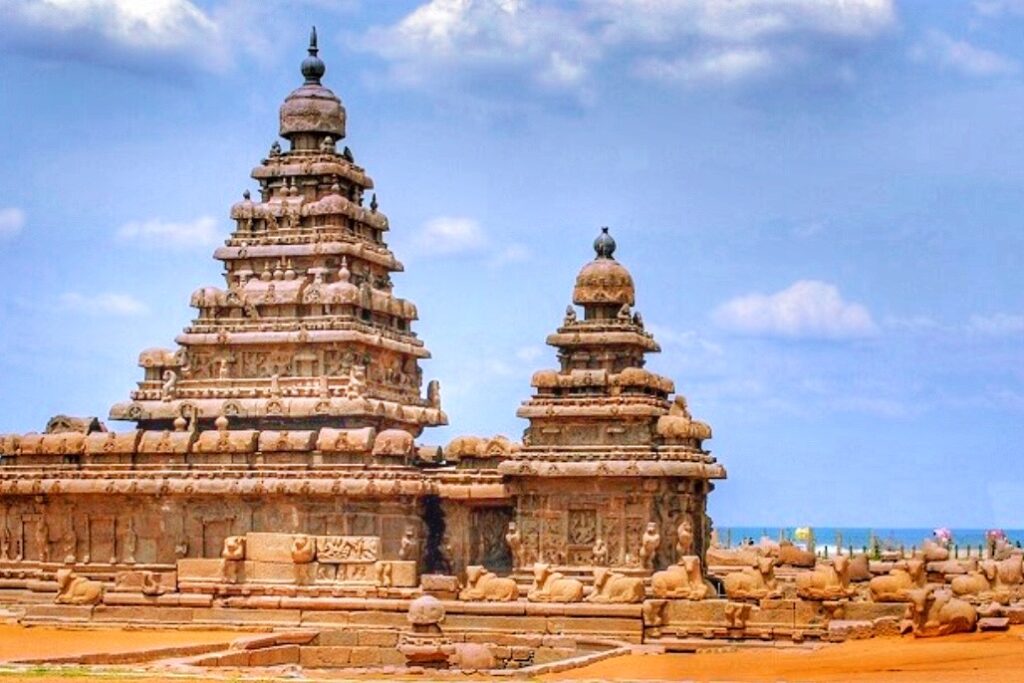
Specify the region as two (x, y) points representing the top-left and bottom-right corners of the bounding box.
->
(510, 477), (710, 571)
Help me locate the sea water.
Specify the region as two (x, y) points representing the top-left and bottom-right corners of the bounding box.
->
(718, 527), (1023, 553)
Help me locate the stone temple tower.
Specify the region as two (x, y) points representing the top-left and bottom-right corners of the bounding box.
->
(110, 28), (446, 436)
(500, 228), (726, 570)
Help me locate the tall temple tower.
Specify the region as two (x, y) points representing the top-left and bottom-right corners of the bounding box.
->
(500, 229), (725, 570)
(110, 28), (446, 436)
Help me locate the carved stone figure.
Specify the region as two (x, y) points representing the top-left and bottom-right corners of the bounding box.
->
(592, 538), (609, 566)
(869, 559), (926, 602)
(35, 518), (49, 563)
(55, 568), (103, 605)
(161, 370), (178, 401)
(0, 526), (9, 561)
(675, 517), (694, 558)
(652, 555), (709, 600)
(399, 526), (420, 562)
(290, 535), (315, 563)
(795, 555), (854, 600)
(61, 521), (77, 564)
(904, 588), (977, 637)
(922, 537), (950, 562)
(722, 557), (778, 600)
(427, 380), (441, 409)
(504, 521), (523, 568)
(587, 567), (645, 604)
(527, 563), (584, 603)
(458, 565), (518, 602)
(639, 522), (661, 570)
(563, 305), (577, 325)
(221, 536), (246, 561)
(777, 540), (816, 568)
(122, 516), (137, 565)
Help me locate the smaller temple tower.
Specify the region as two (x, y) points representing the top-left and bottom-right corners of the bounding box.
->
(500, 228), (725, 571)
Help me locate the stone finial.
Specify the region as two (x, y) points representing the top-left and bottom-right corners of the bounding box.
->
(594, 226), (616, 259)
(301, 26), (326, 85)
(242, 189), (251, 200)
(269, 140), (281, 157)
(342, 146), (354, 162)
(370, 193), (378, 213)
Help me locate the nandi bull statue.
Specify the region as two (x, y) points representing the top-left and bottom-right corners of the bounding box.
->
(55, 568), (103, 606)
(869, 558), (926, 602)
(527, 563), (584, 603)
(586, 567), (645, 604)
(722, 557), (779, 600)
(795, 554), (855, 600)
(459, 565), (518, 602)
(903, 587), (977, 637)
(652, 555), (711, 600)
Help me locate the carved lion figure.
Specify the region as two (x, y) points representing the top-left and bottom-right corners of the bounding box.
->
(586, 567), (645, 604)
(527, 563), (584, 603)
(55, 568), (103, 606)
(221, 536), (246, 561)
(458, 565), (518, 602)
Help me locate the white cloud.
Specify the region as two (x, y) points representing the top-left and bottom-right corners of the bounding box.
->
(358, 0), (895, 98)
(634, 47), (776, 86)
(117, 216), (220, 249)
(414, 216), (488, 256)
(909, 30), (1018, 77)
(0, 0), (257, 74)
(712, 280), (878, 340)
(974, 0), (1024, 16)
(968, 313), (1024, 336)
(488, 243), (530, 267)
(0, 207), (26, 238)
(59, 291), (149, 316)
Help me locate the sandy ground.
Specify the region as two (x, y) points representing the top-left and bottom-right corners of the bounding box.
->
(549, 628), (1024, 682)
(0, 625), (1021, 681)
(0, 624), (238, 663)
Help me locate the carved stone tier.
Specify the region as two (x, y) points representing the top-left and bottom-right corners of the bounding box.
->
(109, 32), (444, 437)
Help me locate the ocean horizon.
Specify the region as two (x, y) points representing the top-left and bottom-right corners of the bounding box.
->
(717, 527), (1022, 552)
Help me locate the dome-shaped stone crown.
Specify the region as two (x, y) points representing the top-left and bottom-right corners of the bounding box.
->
(279, 26), (346, 140)
(573, 227), (635, 306)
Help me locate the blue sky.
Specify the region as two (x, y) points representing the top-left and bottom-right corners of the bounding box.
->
(0, 0), (1021, 528)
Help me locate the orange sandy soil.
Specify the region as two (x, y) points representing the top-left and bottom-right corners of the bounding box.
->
(0, 625), (1022, 682)
(0, 624), (237, 664)
(548, 628), (1024, 682)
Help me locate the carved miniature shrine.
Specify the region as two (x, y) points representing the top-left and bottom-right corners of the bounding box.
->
(0, 30), (1019, 675)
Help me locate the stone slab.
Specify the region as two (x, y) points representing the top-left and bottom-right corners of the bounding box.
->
(386, 560), (417, 587)
(245, 532), (301, 563)
(300, 646), (353, 667)
(176, 558), (226, 582)
(244, 560), (316, 585)
(979, 617), (1010, 631)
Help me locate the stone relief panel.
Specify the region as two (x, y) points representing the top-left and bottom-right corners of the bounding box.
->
(469, 506), (513, 573)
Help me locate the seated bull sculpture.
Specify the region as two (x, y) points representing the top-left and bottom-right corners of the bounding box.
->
(904, 587), (977, 637)
(55, 568), (103, 606)
(796, 555), (854, 600)
(459, 565), (518, 602)
(652, 555), (710, 600)
(777, 540), (816, 568)
(921, 538), (950, 562)
(870, 558), (926, 602)
(951, 565), (995, 600)
(722, 557), (778, 600)
(586, 567), (645, 604)
(527, 563), (584, 603)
